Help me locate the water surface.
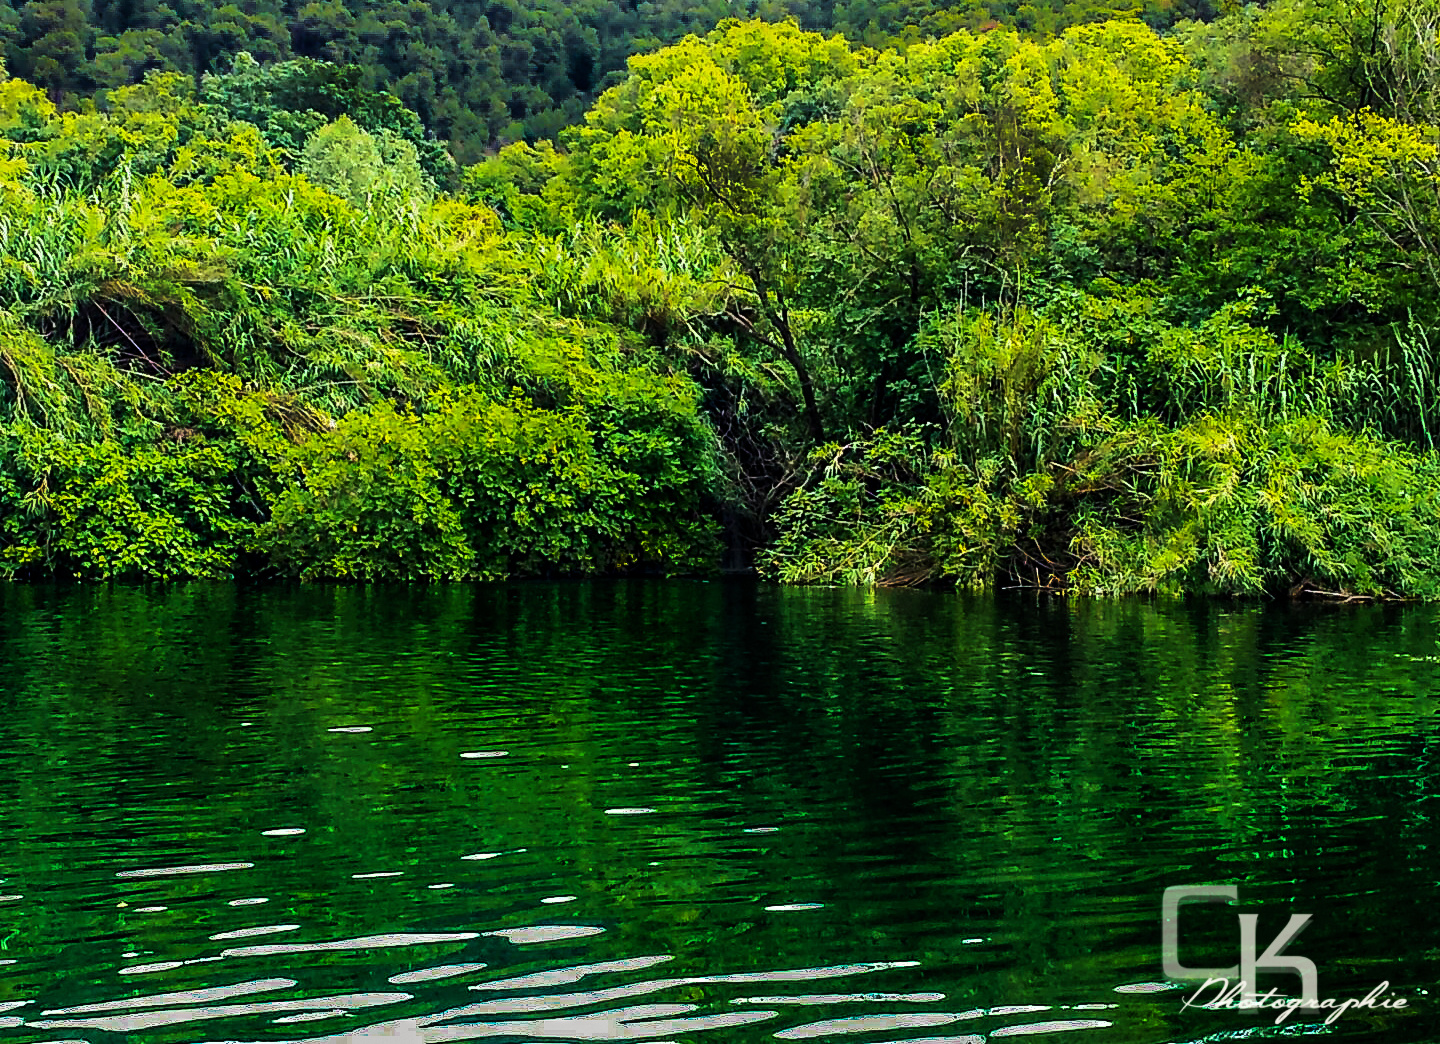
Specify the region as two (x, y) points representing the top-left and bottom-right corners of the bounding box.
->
(0, 582), (1435, 1043)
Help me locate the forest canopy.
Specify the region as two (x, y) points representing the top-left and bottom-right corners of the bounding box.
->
(0, 0), (1438, 597)
(3, 0), (1223, 161)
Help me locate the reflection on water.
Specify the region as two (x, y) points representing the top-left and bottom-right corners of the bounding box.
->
(0, 582), (1436, 1043)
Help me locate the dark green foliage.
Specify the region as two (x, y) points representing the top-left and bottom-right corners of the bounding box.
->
(761, 299), (1440, 597)
(759, 429), (1025, 587)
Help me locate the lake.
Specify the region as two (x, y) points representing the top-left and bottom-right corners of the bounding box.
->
(0, 582), (1435, 1043)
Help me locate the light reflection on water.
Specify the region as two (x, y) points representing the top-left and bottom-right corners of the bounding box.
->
(0, 582), (1436, 1042)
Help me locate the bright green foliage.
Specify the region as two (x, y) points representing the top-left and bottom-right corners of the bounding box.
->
(543, 14), (1440, 598)
(1068, 413), (1440, 598)
(199, 53), (453, 182)
(0, 62), (722, 583)
(930, 309), (1097, 473)
(259, 388), (719, 581)
(0, 0), (1226, 161)
(299, 116), (433, 210)
(1291, 110), (1440, 301)
(558, 19), (1242, 447)
(0, 423), (246, 579)
(462, 141), (570, 230)
(762, 406), (1440, 599)
(259, 401), (473, 581)
(0, 4), (1438, 599)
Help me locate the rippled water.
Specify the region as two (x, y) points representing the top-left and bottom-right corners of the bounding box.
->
(0, 582), (1436, 1043)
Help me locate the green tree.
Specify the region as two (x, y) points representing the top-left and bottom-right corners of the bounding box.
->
(12, 0), (90, 96)
(300, 114), (433, 208)
(200, 51), (453, 183)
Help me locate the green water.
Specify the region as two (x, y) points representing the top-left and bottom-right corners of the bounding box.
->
(0, 582), (1436, 1043)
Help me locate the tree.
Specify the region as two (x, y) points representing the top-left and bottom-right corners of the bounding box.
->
(564, 21), (863, 444)
(200, 51), (454, 184)
(12, 0), (90, 97)
(300, 114), (433, 208)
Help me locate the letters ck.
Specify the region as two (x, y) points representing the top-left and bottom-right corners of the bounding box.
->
(1161, 885), (1318, 1007)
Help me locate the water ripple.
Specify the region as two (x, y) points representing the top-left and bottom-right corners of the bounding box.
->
(40, 978), (298, 1015)
(389, 964), (490, 985)
(990, 1020), (1115, 1036)
(469, 956), (674, 992)
(4, 584), (1436, 1044)
(28, 993), (412, 1033)
(210, 924), (305, 941)
(115, 863), (253, 879)
(221, 933), (480, 959)
(481, 926), (606, 945)
(775, 1013), (981, 1039)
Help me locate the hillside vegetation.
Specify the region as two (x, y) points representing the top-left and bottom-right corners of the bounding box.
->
(4, 0), (1218, 159)
(1, 0), (1439, 596)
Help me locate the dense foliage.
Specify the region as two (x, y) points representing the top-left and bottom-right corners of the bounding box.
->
(1, 0), (1438, 597)
(2, 0), (1218, 160)
(0, 71), (722, 581)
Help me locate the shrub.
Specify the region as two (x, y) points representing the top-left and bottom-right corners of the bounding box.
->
(257, 389), (721, 581)
(0, 424), (247, 579)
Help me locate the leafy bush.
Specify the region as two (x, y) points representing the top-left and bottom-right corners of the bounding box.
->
(766, 299), (1440, 598)
(0, 424), (247, 579)
(299, 116), (433, 210)
(1068, 412), (1440, 599)
(258, 389), (720, 581)
(759, 429), (1025, 587)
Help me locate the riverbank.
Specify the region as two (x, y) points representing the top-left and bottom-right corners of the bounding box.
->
(2, 7), (1438, 596)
